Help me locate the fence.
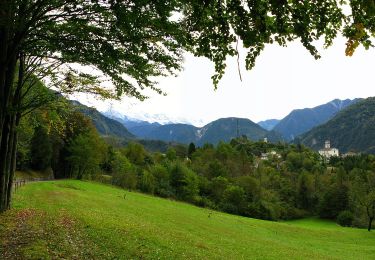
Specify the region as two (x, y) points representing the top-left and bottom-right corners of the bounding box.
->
(12, 176), (54, 193)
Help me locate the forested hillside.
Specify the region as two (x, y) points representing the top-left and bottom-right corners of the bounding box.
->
(273, 99), (359, 141)
(72, 101), (135, 140)
(17, 98), (107, 180)
(298, 97), (375, 154)
(197, 118), (281, 145)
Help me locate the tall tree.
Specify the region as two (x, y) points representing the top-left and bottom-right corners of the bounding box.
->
(188, 142), (196, 159)
(351, 171), (375, 231)
(0, 0), (373, 212)
(66, 129), (106, 180)
(30, 125), (51, 171)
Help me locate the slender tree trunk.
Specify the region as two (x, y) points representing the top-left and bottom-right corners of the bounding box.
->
(368, 216), (373, 232)
(0, 53), (18, 211)
(0, 116), (11, 212)
(6, 113), (20, 209)
(4, 114), (16, 207)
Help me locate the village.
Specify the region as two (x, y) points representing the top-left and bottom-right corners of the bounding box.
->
(259, 139), (355, 162)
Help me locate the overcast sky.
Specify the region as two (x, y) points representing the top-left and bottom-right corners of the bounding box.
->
(75, 36), (375, 127)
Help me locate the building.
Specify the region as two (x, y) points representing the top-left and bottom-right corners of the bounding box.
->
(342, 151), (358, 158)
(318, 140), (339, 158)
(261, 150), (281, 160)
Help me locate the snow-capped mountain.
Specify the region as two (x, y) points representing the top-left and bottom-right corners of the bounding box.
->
(102, 107), (205, 126)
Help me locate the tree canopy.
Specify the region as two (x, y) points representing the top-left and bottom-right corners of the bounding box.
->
(1, 1), (375, 100)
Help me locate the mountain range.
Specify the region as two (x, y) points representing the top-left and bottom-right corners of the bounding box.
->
(272, 98), (360, 141)
(73, 97), (375, 154)
(103, 114), (162, 138)
(71, 102), (257, 145)
(297, 97), (375, 154)
(73, 100), (283, 146)
(115, 116), (281, 146)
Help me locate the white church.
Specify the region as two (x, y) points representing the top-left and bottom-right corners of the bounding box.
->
(319, 140), (339, 158)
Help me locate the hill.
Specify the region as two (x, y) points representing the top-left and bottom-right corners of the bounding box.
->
(1, 180), (374, 259)
(257, 119), (280, 131)
(126, 122), (162, 138)
(144, 123), (199, 144)
(71, 101), (135, 140)
(273, 98), (360, 141)
(197, 117), (280, 145)
(298, 97), (375, 154)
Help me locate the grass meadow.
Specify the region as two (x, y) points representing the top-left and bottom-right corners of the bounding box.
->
(1, 180), (374, 259)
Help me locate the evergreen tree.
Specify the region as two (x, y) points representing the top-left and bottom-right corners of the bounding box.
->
(30, 126), (52, 171)
(188, 142), (196, 159)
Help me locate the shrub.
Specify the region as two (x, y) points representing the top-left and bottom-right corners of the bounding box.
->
(337, 210), (353, 227)
(111, 152), (138, 190)
(93, 174), (113, 184)
(169, 162), (199, 202)
(220, 185), (246, 214)
(149, 164), (172, 196)
(139, 171), (155, 194)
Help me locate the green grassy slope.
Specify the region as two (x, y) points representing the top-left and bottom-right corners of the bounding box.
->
(1, 180), (374, 259)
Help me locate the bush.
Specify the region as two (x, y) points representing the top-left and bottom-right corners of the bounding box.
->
(110, 152), (139, 190)
(196, 197), (216, 209)
(149, 164), (173, 197)
(169, 162), (199, 202)
(337, 210), (353, 227)
(220, 185), (247, 215)
(93, 174), (113, 184)
(139, 171), (155, 194)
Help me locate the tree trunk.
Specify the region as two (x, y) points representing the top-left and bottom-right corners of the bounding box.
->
(0, 54), (19, 212)
(0, 2), (29, 212)
(6, 113), (20, 209)
(4, 114), (15, 205)
(0, 43), (18, 211)
(0, 116), (11, 212)
(368, 217), (373, 232)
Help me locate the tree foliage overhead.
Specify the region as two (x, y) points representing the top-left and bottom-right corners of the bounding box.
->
(2, 0), (374, 100)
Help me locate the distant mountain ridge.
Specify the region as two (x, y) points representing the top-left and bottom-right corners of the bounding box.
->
(146, 123), (199, 144)
(73, 101), (280, 146)
(74, 97), (364, 148)
(273, 98), (360, 141)
(103, 113), (162, 138)
(197, 118), (281, 146)
(115, 117), (282, 146)
(257, 119), (280, 131)
(297, 97), (375, 154)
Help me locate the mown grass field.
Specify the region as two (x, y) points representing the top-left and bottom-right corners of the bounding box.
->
(1, 180), (374, 259)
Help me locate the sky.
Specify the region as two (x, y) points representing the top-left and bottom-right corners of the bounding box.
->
(75, 36), (375, 127)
